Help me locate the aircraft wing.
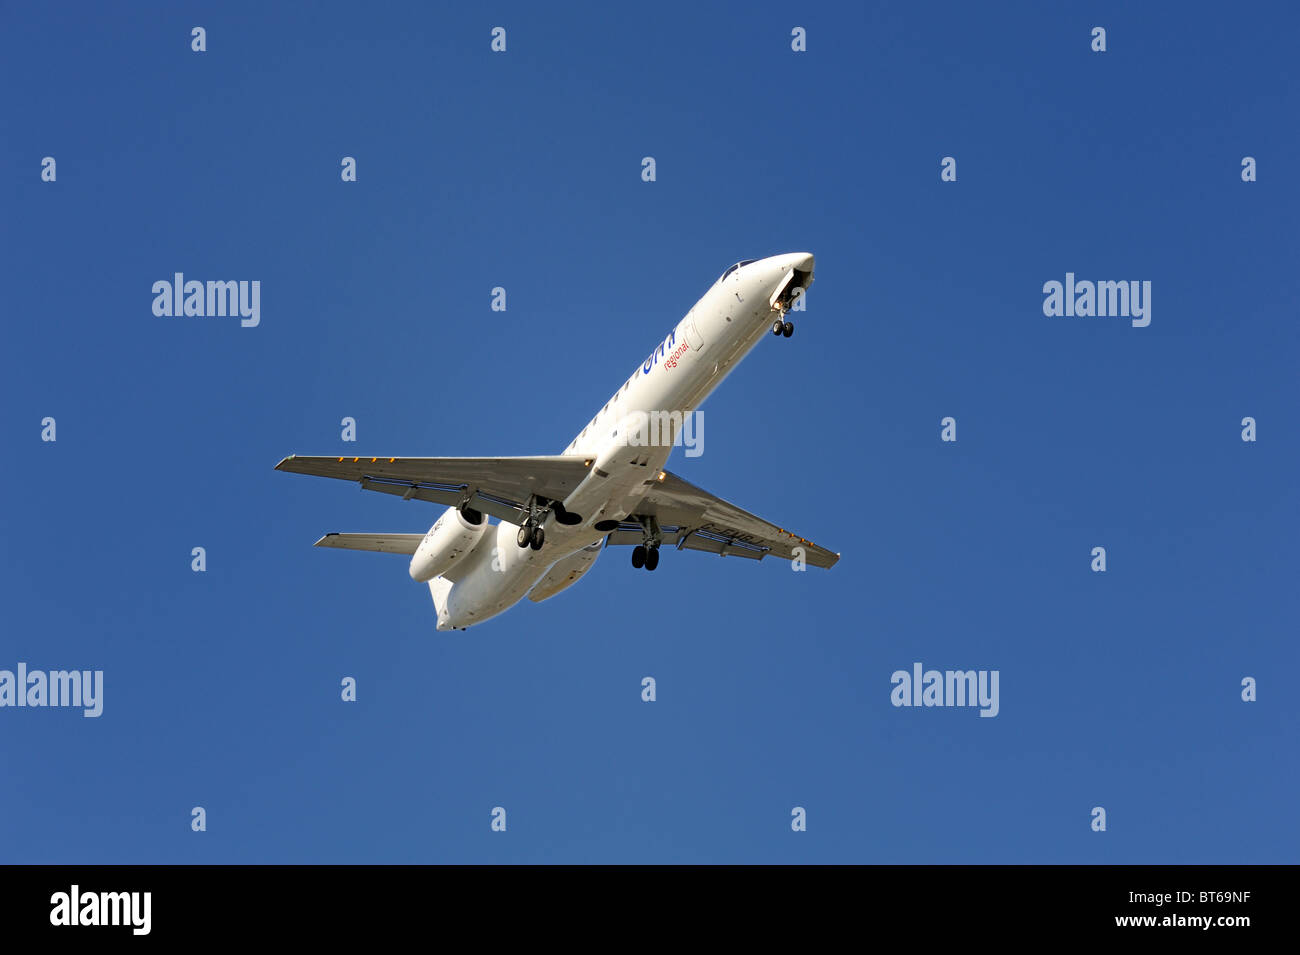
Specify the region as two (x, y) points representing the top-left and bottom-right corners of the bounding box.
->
(274, 454), (594, 527)
(605, 469), (840, 569)
(313, 533), (425, 555)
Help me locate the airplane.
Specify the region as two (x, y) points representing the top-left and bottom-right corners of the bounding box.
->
(275, 252), (840, 630)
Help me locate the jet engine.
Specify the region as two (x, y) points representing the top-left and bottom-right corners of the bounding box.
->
(408, 505), (489, 582)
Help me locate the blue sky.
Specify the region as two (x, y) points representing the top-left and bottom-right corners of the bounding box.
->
(2, 1), (1295, 863)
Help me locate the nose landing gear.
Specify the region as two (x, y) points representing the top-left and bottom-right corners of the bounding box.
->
(771, 301), (794, 338)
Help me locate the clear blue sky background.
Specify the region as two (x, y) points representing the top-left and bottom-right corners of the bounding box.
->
(2, 2), (1295, 863)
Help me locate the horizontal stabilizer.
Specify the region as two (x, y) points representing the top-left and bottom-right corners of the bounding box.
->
(313, 533), (424, 555)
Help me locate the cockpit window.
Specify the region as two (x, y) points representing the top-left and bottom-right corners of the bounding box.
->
(718, 259), (758, 284)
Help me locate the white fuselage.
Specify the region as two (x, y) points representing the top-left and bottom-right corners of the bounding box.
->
(431, 253), (813, 629)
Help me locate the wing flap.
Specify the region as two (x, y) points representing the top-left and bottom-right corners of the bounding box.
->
(605, 470), (840, 569)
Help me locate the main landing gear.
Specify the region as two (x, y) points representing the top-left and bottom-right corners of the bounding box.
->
(515, 496), (547, 551)
(517, 523), (545, 550)
(631, 543), (660, 571)
(629, 515), (662, 571)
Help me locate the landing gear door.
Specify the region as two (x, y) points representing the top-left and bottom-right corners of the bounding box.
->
(769, 269), (795, 310)
(683, 309), (704, 351)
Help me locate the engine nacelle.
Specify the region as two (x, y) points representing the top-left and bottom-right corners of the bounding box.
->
(408, 505), (488, 582)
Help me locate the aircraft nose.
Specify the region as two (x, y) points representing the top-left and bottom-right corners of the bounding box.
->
(769, 252), (814, 275)
(760, 252), (814, 307)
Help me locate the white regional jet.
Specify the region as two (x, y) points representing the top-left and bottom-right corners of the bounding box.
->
(276, 253), (839, 629)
